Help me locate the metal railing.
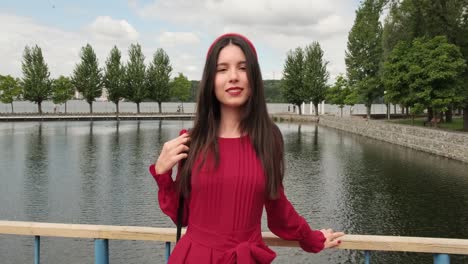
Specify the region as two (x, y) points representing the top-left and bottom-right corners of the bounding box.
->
(1, 221), (467, 264)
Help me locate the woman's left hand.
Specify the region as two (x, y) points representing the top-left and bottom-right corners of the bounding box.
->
(320, 229), (345, 249)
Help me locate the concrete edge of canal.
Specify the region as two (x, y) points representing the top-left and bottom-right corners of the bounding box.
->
(271, 114), (468, 164)
(0, 113), (195, 121)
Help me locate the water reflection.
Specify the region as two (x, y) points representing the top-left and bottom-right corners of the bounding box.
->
(110, 121), (124, 223)
(23, 123), (49, 221)
(276, 123), (468, 263)
(127, 121), (150, 225)
(313, 124), (318, 147)
(1, 121), (468, 263)
(79, 121), (98, 223)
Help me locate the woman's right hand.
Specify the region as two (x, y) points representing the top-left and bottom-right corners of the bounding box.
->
(154, 131), (190, 174)
(320, 229), (345, 249)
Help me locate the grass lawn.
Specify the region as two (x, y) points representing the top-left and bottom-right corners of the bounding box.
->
(391, 117), (465, 132)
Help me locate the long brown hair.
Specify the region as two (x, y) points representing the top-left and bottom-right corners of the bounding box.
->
(178, 34), (284, 199)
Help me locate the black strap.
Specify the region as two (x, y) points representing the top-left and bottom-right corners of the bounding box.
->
(176, 194), (184, 242)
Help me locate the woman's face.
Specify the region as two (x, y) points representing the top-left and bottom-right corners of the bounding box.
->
(214, 44), (251, 110)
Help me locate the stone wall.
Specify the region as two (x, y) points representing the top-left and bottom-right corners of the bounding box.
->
(318, 116), (468, 163)
(271, 114), (319, 123)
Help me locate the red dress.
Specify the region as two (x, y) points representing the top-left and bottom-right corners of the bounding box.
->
(149, 134), (325, 263)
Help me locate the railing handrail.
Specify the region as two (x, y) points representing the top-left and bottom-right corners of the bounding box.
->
(1, 220), (468, 255)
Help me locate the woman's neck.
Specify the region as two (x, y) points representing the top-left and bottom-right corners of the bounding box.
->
(218, 106), (243, 138)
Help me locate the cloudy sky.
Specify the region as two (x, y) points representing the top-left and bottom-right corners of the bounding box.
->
(1, 0), (362, 82)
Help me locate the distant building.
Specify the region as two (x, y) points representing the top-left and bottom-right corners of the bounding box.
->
(96, 88), (108, 102)
(74, 90), (83, 99)
(74, 88), (108, 101)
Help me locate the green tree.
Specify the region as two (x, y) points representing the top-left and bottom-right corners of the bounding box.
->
(383, 36), (466, 124)
(345, 0), (384, 119)
(413, 37), (466, 120)
(344, 87), (360, 115)
(72, 44), (103, 113)
(51, 76), (74, 113)
(125, 43), (147, 113)
(190, 80), (200, 101)
(382, 0), (468, 124)
(104, 46), (125, 116)
(0, 75), (22, 113)
(282, 47), (305, 114)
(263, 80), (284, 103)
(455, 0), (468, 130)
(147, 48), (172, 113)
(21, 45), (52, 114)
(171, 73), (191, 113)
(304, 42), (329, 116)
(326, 75), (350, 117)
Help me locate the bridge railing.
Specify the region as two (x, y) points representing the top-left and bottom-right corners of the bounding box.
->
(1, 221), (467, 264)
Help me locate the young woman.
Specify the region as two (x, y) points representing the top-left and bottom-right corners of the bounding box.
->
(150, 33), (344, 263)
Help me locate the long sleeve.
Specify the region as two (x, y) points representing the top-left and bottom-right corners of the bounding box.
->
(265, 185), (325, 253)
(149, 164), (189, 226)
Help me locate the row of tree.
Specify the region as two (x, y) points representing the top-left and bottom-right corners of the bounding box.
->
(282, 42), (330, 115)
(345, 0), (467, 129)
(0, 43), (192, 115)
(281, 0), (468, 131)
(1, 46), (290, 114)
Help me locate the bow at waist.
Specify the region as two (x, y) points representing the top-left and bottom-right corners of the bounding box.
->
(218, 240), (276, 264)
(186, 223), (276, 264)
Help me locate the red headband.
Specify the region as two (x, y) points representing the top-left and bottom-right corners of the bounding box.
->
(206, 33), (257, 59)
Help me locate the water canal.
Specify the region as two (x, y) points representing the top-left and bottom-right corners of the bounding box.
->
(0, 120), (467, 263)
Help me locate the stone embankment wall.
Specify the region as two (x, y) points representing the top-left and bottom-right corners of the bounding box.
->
(318, 116), (468, 163)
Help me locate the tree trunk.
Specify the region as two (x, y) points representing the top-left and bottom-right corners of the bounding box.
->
(366, 105), (371, 119)
(181, 102), (184, 113)
(463, 106), (468, 131)
(158, 102), (162, 114)
(400, 105), (404, 115)
(394, 104), (396, 114)
(65, 102), (67, 114)
(10, 102), (14, 114)
(314, 104), (319, 116)
(38, 102), (42, 115)
(427, 107), (433, 122)
(458, 108), (462, 115)
(116, 102), (120, 119)
(137, 102), (140, 114)
(298, 104), (302, 115)
(445, 106), (453, 123)
(386, 104), (390, 119)
(340, 107), (343, 117)
(89, 102), (93, 114)
(405, 106), (409, 116)
(313, 125), (318, 146)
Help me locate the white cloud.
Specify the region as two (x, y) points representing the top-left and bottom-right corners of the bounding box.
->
(158, 32), (200, 47)
(135, 0), (353, 38)
(0, 0), (360, 82)
(0, 14), (84, 78)
(0, 13), (205, 80)
(132, 0), (357, 80)
(87, 16), (139, 41)
(0, 14), (144, 79)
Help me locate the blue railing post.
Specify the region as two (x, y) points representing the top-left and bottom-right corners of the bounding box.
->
(165, 242), (171, 263)
(434, 254), (450, 264)
(34, 236), (40, 264)
(94, 239), (109, 264)
(364, 250), (370, 264)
